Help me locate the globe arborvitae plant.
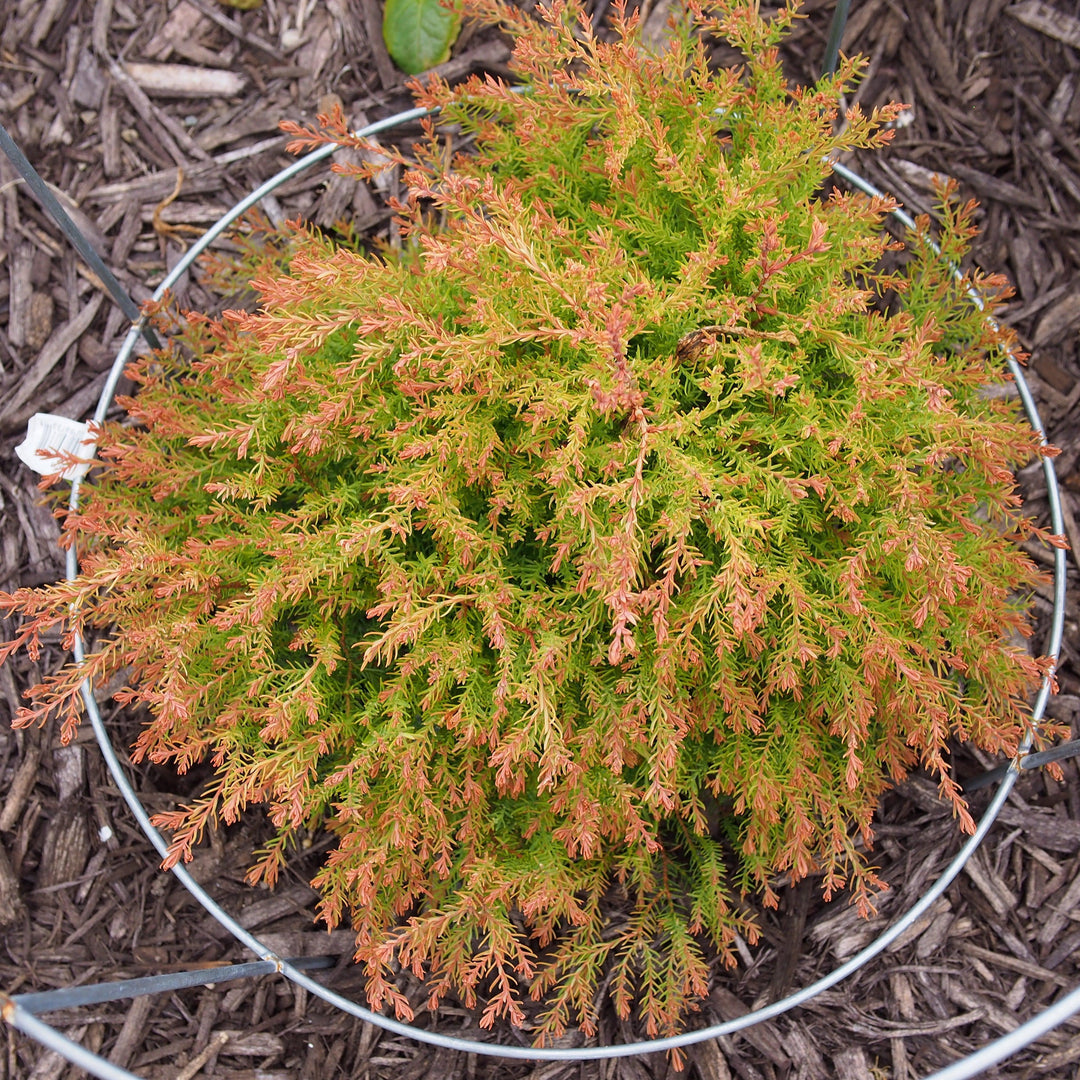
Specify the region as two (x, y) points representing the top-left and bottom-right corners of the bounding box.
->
(1, 0), (1063, 1041)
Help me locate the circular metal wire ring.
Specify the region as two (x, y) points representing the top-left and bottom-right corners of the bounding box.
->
(65, 106), (1067, 1066)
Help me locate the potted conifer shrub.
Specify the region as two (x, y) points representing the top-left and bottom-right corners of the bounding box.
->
(2, 0), (1061, 1042)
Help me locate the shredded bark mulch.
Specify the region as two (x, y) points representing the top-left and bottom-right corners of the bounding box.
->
(2, 0), (1080, 1077)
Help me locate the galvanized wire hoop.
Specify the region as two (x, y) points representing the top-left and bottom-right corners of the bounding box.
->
(1, 105), (1073, 1080)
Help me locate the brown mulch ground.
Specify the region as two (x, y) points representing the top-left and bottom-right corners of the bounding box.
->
(2, 0), (1080, 1077)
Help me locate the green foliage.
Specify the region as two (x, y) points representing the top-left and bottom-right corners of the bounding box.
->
(383, 0), (461, 73)
(2, 0), (1061, 1040)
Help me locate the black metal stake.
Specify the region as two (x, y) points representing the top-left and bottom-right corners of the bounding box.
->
(0, 122), (161, 352)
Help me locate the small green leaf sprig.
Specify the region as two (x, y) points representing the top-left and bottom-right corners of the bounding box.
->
(384, 0), (462, 74)
(2, 0), (1062, 1041)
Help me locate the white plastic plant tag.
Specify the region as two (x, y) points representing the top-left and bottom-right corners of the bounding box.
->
(15, 413), (97, 482)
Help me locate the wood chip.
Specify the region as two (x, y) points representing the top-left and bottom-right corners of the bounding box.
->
(1034, 293), (1080, 347)
(174, 1031), (230, 1080)
(213, 1030), (285, 1058)
(997, 802), (1080, 852)
(1056, 492), (1080, 580)
(963, 848), (1019, 917)
(245, 929), (357, 957)
(69, 50), (106, 110)
(1003, 278), (1070, 324)
(25, 290), (53, 351)
(142, 0), (205, 59)
(110, 200), (142, 264)
(89, 136), (285, 204)
(914, 909), (955, 959)
(832, 1047), (873, 1080)
(0, 293), (103, 425)
(0, 842), (24, 928)
(945, 983), (1020, 1035)
(890, 157), (956, 193)
(7, 242), (34, 348)
(47, 187), (110, 258)
(844, 1009), (987, 1039)
(1027, 1038), (1080, 1074)
(91, 0), (112, 54)
(37, 806), (90, 890)
(768, 879), (812, 1000)
(838, 0), (884, 50)
(236, 883), (319, 929)
(1029, 75), (1079, 154)
(317, 147), (378, 228)
(962, 941), (1070, 985)
(1020, 842), (1066, 877)
(949, 162), (1045, 211)
(910, 6), (962, 99)
(690, 1041), (733, 1080)
(890, 973), (918, 1020)
(91, 163), (215, 205)
(107, 995), (153, 1070)
(28, 0), (66, 48)
(0, 84), (36, 114)
(777, 1025), (827, 1079)
(894, 777), (953, 816)
(1033, 352), (1078, 393)
(27, 1025), (87, 1080)
(716, 1037), (767, 1080)
(709, 988), (789, 1068)
(107, 58), (211, 165)
(99, 91), (121, 178)
(122, 62), (248, 99)
(886, 896), (951, 953)
(183, 0), (283, 60)
(1038, 865), (1080, 945)
(194, 111), (282, 152)
(53, 743), (85, 802)
(143, 200), (234, 225)
(1044, 927), (1080, 970)
(1009, 0), (1080, 49)
(356, 0), (399, 90)
(525, 1062), (579, 1080)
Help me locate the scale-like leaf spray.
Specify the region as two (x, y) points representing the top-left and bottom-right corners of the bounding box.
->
(2, 0), (1062, 1040)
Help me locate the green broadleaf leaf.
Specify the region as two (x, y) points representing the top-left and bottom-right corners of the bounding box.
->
(383, 0), (461, 74)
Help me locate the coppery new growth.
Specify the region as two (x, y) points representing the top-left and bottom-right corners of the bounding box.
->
(1, 0), (1065, 1043)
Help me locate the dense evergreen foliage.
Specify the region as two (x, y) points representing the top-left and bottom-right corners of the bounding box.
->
(2, 0), (1060, 1039)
